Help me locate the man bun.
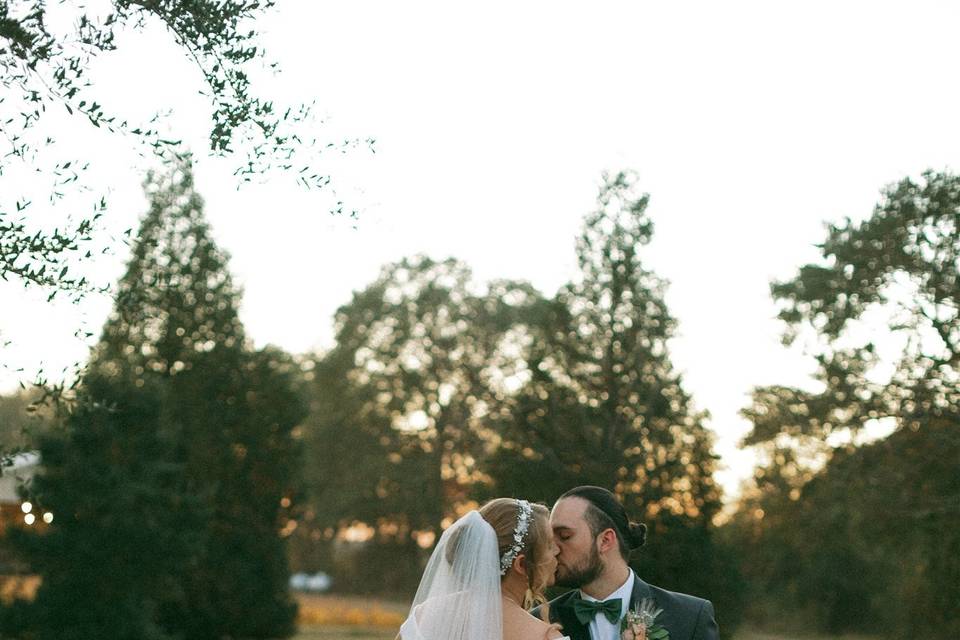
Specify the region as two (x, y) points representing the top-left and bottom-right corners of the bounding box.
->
(627, 521), (647, 549)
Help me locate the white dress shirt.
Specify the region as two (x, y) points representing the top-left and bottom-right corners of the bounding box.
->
(580, 570), (635, 640)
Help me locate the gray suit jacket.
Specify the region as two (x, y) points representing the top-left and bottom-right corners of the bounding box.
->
(531, 575), (719, 640)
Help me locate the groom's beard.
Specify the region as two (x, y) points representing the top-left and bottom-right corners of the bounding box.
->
(554, 544), (603, 588)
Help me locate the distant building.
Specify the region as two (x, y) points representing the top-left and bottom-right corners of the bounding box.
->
(0, 452), (40, 529)
(0, 452), (43, 547)
(0, 453), (44, 599)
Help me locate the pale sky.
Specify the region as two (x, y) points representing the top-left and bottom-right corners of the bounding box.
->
(3, 1), (960, 501)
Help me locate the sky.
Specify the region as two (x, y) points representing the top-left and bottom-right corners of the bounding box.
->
(3, 1), (960, 501)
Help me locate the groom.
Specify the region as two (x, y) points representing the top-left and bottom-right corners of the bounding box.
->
(532, 486), (718, 640)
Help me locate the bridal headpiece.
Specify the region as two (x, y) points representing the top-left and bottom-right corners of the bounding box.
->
(498, 499), (533, 575)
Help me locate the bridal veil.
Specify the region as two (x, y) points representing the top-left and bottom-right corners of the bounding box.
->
(399, 511), (502, 640)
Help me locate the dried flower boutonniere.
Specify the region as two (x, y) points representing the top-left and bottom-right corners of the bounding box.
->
(620, 599), (668, 640)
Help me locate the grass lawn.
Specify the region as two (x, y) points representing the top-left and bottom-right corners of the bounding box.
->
(733, 629), (878, 640)
(293, 627), (395, 640)
(289, 595), (879, 640)
(292, 625), (879, 640)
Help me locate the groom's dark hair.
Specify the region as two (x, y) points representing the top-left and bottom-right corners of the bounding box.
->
(560, 485), (647, 560)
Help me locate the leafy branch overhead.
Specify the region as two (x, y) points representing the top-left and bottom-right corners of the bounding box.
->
(1, 0), (342, 180)
(1, 0), (372, 298)
(0, 198), (102, 298)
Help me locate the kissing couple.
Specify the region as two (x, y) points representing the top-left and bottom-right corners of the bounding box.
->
(399, 486), (718, 640)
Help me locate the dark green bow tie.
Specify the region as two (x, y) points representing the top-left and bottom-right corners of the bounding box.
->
(572, 596), (622, 625)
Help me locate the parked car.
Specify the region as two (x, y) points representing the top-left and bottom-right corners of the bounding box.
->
(289, 571), (332, 592)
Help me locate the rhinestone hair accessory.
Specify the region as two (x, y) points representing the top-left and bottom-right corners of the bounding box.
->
(499, 499), (533, 575)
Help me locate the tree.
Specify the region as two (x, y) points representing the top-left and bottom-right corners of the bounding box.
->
(1, 0), (368, 300)
(89, 160), (247, 382)
(302, 257), (541, 593)
(4, 159), (305, 639)
(0, 387), (49, 450)
(95, 160), (304, 639)
(2, 374), (207, 640)
(162, 345), (304, 639)
(736, 170), (960, 638)
(745, 170), (959, 445)
(488, 172), (721, 514)
(484, 171), (730, 610)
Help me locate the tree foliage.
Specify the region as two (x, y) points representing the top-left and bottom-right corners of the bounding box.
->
(480, 171), (733, 621)
(1, 0), (367, 300)
(299, 173), (739, 628)
(486, 172), (721, 525)
(2, 374), (206, 640)
(745, 170), (959, 444)
(734, 170), (960, 638)
(302, 256), (542, 594)
(0, 388), (48, 450)
(3, 160), (304, 639)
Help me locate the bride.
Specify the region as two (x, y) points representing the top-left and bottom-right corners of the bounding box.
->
(399, 498), (567, 640)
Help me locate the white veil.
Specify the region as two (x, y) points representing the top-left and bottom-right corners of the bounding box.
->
(399, 511), (502, 640)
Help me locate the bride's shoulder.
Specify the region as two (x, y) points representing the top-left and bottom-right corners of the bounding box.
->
(541, 622), (567, 640)
(531, 620), (567, 640)
(504, 611), (565, 640)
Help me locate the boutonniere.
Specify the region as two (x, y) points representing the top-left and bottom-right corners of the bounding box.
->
(620, 598), (668, 640)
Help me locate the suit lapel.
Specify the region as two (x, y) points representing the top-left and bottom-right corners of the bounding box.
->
(630, 576), (683, 640)
(629, 575), (653, 611)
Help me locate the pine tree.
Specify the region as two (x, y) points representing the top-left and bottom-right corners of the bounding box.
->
(5, 160), (303, 639)
(90, 162), (246, 382)
(3, 374), (205, 640)
(490, 172), (720, 516)
(485, 171), (727, 599)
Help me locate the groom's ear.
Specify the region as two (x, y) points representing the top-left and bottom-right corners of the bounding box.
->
(597, 528), (618, 555)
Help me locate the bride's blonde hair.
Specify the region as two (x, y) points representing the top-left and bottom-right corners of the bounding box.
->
(479, 498), (552, 616)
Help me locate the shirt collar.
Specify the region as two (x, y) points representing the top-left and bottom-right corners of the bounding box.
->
(580, 568), (635, 606)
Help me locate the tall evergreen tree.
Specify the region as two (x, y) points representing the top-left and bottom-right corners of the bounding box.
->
(90, 162), (246, 381)
(4, 160), (303, 639)
(489, 171), (720, 518)
(161, 344), (303, 640)
(2, 374), (205, 640)
(484, 171), (730, 607)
